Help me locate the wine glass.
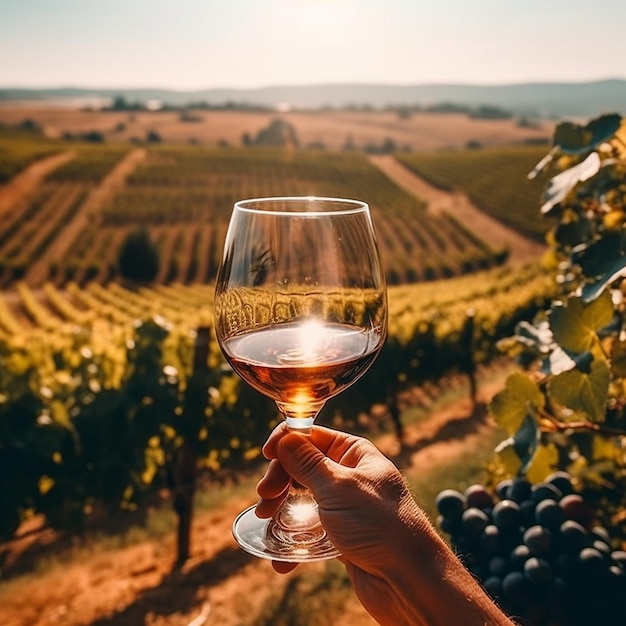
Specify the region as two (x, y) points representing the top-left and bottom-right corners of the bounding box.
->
(214, 196), (387, 562)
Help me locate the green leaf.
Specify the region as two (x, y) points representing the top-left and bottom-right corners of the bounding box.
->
(553, 113), (622, 155)
(525, 442), (560, 483)
(490, 372), (545, 435)
(548, 356), (610, 422)
(592, 433), (620, 462)
(549, 291), (614, 353)
(581, 256), (626, 302)
(495, 414), (540, 474)
(495, 439), (523, 477)
(540, 152), (600, 215)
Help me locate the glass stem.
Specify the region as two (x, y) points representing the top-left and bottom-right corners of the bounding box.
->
(265, 404), (326, 547)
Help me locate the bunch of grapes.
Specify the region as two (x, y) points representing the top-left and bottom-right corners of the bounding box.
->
(435, 472), (626, 625)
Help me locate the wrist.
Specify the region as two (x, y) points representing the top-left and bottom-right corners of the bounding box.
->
(381, 499), (514, 626)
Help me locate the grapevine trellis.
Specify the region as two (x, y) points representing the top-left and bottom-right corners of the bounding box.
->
(0, 134), (528, 288)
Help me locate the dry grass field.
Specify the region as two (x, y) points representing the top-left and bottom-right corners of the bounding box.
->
(0, 104), (553, 151)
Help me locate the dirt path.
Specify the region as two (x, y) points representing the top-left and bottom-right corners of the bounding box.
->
(369, 154), (545, 266)
(0, 365), (513, 626)
(0, 150), (76, 217)
(25, 148), (147, 286)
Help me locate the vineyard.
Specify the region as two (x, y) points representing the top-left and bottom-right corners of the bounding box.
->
(0, 128), (548, 289)
(396, 144), (549, 241)
(0, 117), (570, 626)
(0, 262), (554, 540)
(0, 121), (558, 541)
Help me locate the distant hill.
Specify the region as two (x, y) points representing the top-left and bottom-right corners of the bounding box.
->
(1, 79), (625, 118)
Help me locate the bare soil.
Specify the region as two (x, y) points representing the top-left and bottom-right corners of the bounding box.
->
(0, 150), (75, 217)
(0, 368), (512, 626)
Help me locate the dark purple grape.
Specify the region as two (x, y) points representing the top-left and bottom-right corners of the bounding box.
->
(489, 556), (510, 577)
(510, 543), (531, 570)
(535, 498), (564, 529)
(462, 507), (490, 537)
(559, 493), (593, 527)
(592, 539), (611, 559)
(464, 483), (494, 509)
(524, 556), (553, 584)
(559, 520), (589, 554)
(483, 576), (503, 599)
(452, 534), (475, 556)
(590, 526), (611, 545)
(437, 514), (461, 535)
(545, 471), (575, 496)
(502, 571), (531, 604)
(435, 488), (467, 519)
(496, 479), (513, 500)
(519, 499), (536, 526)
(530, 482), (562, 503)
(480, 524), (500, 555)
(523, 525), (553, 556)
(492, 499), (521, 530)
(508, 478), (531, 503)
(578, 547), (605, 575)
(611, 550), (626, 567)
(549, 577), (569, 606)
(553, 553), (575, 579)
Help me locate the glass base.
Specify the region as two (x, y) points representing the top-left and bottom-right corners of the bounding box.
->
(232, 504), (340, 562)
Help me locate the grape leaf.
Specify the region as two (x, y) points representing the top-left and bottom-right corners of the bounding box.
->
(525, 442), (560, 483)
(581, 256), (626, 303)
(540, 152), (601, 215)
(490, 372), (545, 435)
(553, 113), (622, 155)
(495, 414), (539, 475)
(548, 356), (610, 422)
(495, 439), (523, 477)
(592, 433), (620, 462)
(549, 291), (614, 354)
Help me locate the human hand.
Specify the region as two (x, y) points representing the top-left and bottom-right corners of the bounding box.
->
(256, 423), (432, 623)
(255, 423), (514, 626)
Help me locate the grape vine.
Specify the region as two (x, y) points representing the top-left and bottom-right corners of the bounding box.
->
(436, 113), (626, 625)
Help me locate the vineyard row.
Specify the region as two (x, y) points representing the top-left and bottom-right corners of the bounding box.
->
(0, 135), (541, 289)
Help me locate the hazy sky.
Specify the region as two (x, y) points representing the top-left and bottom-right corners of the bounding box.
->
(1, 0), (624, 89)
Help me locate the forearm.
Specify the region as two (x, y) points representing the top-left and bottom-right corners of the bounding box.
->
(380, 502), (515, 626)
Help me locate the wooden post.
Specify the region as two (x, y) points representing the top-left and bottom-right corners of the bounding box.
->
(173, 326), (210, 568)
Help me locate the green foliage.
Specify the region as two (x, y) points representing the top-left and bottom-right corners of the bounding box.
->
(117, 227), (160, 283)
(0, 316), (273, 539)
(0, 128), (63, 183)
(46, 144), (131, 183)
(0, 266), (552, 541)
(489, 113), (626, 543)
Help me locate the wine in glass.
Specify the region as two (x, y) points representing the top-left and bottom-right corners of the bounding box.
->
(214, 196), (387, 562)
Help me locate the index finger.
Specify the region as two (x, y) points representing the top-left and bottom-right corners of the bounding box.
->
(262, 423), (366, 464)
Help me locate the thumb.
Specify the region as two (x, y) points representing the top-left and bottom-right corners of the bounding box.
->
(276, 432), (332, 494)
